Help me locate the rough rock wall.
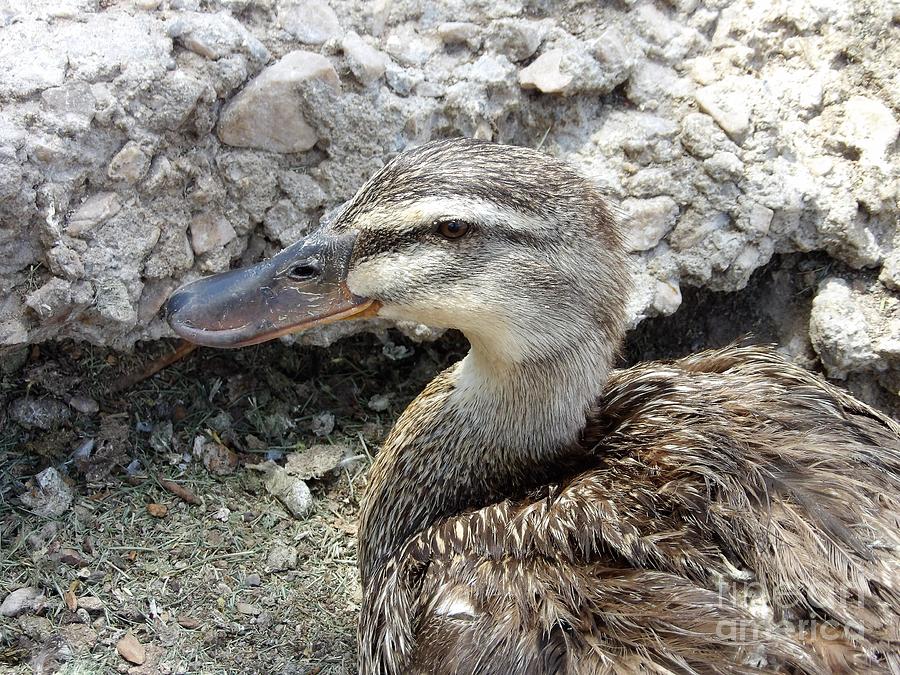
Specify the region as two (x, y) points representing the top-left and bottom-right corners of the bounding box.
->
(0, 0), (897, 388)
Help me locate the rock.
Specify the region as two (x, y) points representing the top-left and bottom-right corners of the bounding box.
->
(310, 411), (335, 437)
(284, 444), (346, 479)
(116, 632), (146, 665)
(146, 503), (168, 518)
(19, 467), (74, 517)
(266, 542), (298, 571)
(879, 251), (900, 291)
(107, 141), (151, 183)
(839, 95), (899, 165)
(518, 49), (572, 94)
(167, 11), (269, 63)
(484, 19), (544, 62)
(68, 394), (99, 415)
(65, 192), (121, 237)
(278, 0), (342, 44)
(342, 32), (389, 85)
(437, 22), (481, 48)
(9, 397), (72, 430)
(0, 587), (46, 617)
(809, 278), (879, 379)
(264, 464), (313, 518)
(218, 50), (340, 153)
(190, 213), (237, 255)
(622, 197), (679, 252)
(201, 439), (238, 475)
(236, 602), (259, 615)
(76, 596), (104, 612)
(695, 80), (752, 143)
(24, 278), (73, 321)
(367, 393), (390, 411)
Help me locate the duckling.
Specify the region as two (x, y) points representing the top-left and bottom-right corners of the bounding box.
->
(166, 138), (900, 674)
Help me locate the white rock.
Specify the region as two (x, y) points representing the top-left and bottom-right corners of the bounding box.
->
(695, 80), (752, 143)
(167, 11), (269, 63)
(809, 278), (879, 379)
(218, 51), (339, 153)
(879, 251), (900, 291)
(66, 193), (121, 236)
(652, 278), (682, 315)
(107, 141), (150, 183)
(840, 95), (899, 164)
(518, 49), (572, 94)
(1, 588), (46, 618)
(437, 22), (481, 47)
(591, 26), (635, 80)
(278, 0), (342, 44)
(384, 27), (439, 66)
(622, 196), (679, 252)
(342, 32), (389, 85)
(19, 467), (73, 518)
(484, 18), (544, 62)
(25, 278), (72, 320)
(464, 54), (515, 85)
(703, 151), (743, 182)
(190, 213), (237, 255)
(264, 464), (313, 519)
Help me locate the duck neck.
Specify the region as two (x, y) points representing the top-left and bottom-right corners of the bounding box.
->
(358, 330), (614, 585)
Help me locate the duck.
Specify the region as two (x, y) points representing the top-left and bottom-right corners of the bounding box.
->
(165, 137), (900, 674)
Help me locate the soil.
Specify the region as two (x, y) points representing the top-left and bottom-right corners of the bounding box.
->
(1, 254), (897, 675)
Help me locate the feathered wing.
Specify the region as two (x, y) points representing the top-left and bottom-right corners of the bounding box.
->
(360, 346), (900, 674)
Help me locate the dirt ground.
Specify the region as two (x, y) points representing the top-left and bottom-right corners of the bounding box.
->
(1, 254), (897, 675)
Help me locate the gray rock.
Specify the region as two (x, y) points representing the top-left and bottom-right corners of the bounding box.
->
(0, 588), (46, 618)
(266, 542), (298, 571)
(19, 467), (74, 518)
(484, 19), (544, 62)
(9, 397), (72, 430)
(190, 213), (237, 255)
(437, 22), (481, 48)
(278, 0), (342, 44)
(218, 50), (340, 153)
(809, 278), (879, 379)
(622, 197), (679, 252)
(168, 11), (269, 63)
(341, 32), (389, 85)
(107, 141), (151, 183)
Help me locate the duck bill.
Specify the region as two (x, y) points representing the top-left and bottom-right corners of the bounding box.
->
(164, 231), (378, 348)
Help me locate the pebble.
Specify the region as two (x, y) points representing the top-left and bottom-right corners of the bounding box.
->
(695, 81), (751, 143)
(146, 503), (168, 518)
(266, 542), (299, 571)
(190, 213), (237, 255)
(310, 411), (335, 437)
(484, 19), (544, 62)
(342, 32), (389, 85)
(77, 596), (104, 612)
(264, 465), (313, 518)
(879, 251), (900, 291)
(437, 22), (481, 48)
(19, 467), (74, 518)
(285, 444), (346, 479)
(518, 49), (572, 94)
(201, 440), (238, 475)
(367, 393), (391, 412)
(622, 196), (679, 252)
(218, 50), (339, 153)
(840, 95), (899, 164)
(68, 394), (99, 415)
(0, 587), (45, 617)
(65, 192), (121, 236)
(278, 0), (342, 44)
(116, 632), (146, 665)
(809, 278), (878, 379)
(167, 11), (269, 63)
(107, 141), (150, 183)
(24, 278), (73, 321)
(236, 602), (260, 615)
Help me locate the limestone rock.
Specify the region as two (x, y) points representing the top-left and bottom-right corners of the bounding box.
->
(0, 588), (46, 618)
(218, 50), (339, 153)
(168, 11), (269, 63)
(190, 213), (237, 255)
(278, 0), (342, 44)
(622, 197), (679, 252)
(518, 49), (572, 94)
(809, 278), (879, 379)
(107, 141), (150, 183)
(839, 95), (899, 165)
(695, 80), (752, 143)
(342, 32), (389, 85)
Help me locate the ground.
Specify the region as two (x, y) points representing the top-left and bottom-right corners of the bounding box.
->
(0, 254), (897, 675)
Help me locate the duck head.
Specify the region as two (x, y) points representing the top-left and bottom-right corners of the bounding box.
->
(165, 138), (630, 367)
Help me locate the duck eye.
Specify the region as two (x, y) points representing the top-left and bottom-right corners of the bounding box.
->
(288, 264), (320, 281)
(435, 219), (471, 240)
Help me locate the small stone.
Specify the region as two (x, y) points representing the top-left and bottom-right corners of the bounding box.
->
(367, 393), (390, 412)
(167, 11), (269, 63)
(266, 542), (299, 571)
(285, 444), (346, 479)
(652, 279), (683, 315)
(10, 397), (72, 430)
(146, 503), (168, 518)
(218, 50), (339, 153)
(310, 411), (335, 437)
(278, 0), (342, 44)
(437, 22), (480, 47)
(264, 464), (313, 518)
(342, 32), (389, 85)
(178, 615), (201, 629)
(66, 192), (121, 236)
(622, 196), (679, 252)
(201, 440), (239, 475)
(484, 19), (544, 62)
(19, 467), (74, 518)
(190, 213), (237, 255)
(0, 587), (45, 618)
(703, 151), (743, 182)
(116, 632), (146, 665)
(77, 596), (104, 613)
(809, 278), (878, 379)
(695, 82), (751, 143)
(24, 278), (72, 321)
(236, 602), (259, 615)
(94, 278), (137, 328)
(840, 95), (899, 164)
(107, 141), (150, 183)
(518, 49), (572, 94)
(879, 251), (900, 291)
(679, 112), (730, 159)
(243, 574), (262, 587)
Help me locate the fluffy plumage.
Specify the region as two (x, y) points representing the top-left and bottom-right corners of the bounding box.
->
(325, 139), (900, 674)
